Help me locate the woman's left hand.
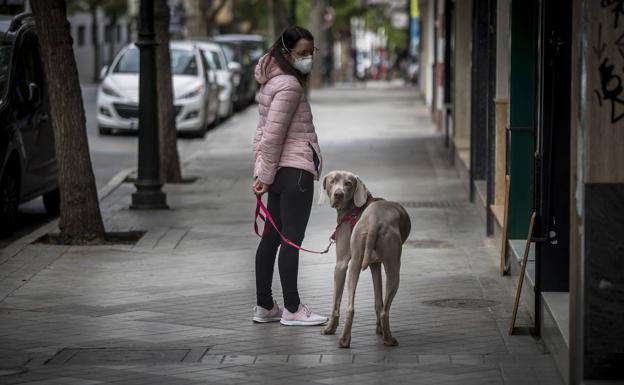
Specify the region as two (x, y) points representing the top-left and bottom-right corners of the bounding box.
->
(253, 179), (269, 195)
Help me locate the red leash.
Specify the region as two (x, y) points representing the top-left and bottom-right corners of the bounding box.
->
(254, 195), (334, 254)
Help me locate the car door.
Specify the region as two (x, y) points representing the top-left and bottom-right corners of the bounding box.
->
(13, 32), (56, 198)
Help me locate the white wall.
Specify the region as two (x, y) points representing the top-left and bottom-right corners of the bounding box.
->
(68, 9), (135, 84)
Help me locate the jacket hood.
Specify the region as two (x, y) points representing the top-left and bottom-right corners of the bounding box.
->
(254, 53), (289, 85)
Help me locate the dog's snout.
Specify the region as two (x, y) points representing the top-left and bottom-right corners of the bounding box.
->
(333, 191), (344, 199)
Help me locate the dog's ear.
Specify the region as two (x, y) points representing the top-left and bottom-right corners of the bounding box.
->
(353, 176), (370, 208)
(317, 174), (329, 205)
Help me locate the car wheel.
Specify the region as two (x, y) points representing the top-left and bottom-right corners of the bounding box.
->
(99, 126), (112, 135)
(0, 167), (20, 237)
(43, 187), (60, 216)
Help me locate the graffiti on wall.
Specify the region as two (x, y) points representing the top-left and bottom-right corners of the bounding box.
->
(602, 0), (624, 28)
(593, 18), (624, 123)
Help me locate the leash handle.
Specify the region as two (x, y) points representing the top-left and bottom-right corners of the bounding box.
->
(254, 195), (334, 255)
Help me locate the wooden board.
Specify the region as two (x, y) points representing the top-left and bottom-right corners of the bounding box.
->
(508, 212), (536, 336)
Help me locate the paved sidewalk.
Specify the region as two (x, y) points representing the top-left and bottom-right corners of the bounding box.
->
(0, 82), (563, 385)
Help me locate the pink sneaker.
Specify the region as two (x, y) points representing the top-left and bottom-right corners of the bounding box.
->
(280, 304), (328, 326)
(253, 301), (283, 323)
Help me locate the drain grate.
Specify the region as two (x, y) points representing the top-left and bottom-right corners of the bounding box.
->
(423, 298), (498, 309)
(398, 200), (466, 209)
(405, 239), (453, 249)
(46, 347), (210, 365)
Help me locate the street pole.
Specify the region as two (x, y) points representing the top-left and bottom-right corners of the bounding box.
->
(290, 0), (296, 25)
(131, 0), (168, 209)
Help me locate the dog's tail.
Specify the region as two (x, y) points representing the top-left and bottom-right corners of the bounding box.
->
(361, 222), (380, 271)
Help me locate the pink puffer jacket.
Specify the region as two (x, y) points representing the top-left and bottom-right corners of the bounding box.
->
(252, 54), (322, 185)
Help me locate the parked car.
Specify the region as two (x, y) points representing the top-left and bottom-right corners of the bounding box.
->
(193, 40), (235, 120)
(213, 34), (267, 110)
(97, 41), (219, 137)
(0, 13), (59, 236)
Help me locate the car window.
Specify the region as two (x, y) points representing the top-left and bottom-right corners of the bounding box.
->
(210, 51), (223, 70)
(0, 43), (11, 104)
(113, 47), (199, 76)
(113, 48), (139, 73)
(170, 48), (198, 76)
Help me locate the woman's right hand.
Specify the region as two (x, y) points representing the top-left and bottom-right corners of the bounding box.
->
(253, 179), (269, 195)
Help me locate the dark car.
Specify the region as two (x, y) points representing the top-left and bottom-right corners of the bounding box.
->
(213, 34), (267, 111)
(0, 13), (59, 236)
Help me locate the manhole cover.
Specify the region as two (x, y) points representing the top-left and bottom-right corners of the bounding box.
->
(423, 298), (498, 309)
(398, 201), (466, 209)
(46, 347), (209, 365)
(0, 367), (27, 376)
(405, 239), (453, 249)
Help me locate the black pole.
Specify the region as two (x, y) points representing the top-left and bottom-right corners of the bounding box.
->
(131, 0), (168, 209)
(290, 0), (296, 25)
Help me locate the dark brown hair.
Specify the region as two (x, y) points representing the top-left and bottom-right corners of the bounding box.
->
(262, 26), (314, 86)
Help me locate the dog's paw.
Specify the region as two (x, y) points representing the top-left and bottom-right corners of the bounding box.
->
(321, 325), (336, 335)
(376, 324), (383, 335)
(338, 336), (351, 348)
(383, 337), (398, 347)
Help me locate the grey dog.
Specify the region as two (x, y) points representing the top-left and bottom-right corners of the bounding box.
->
(318, 170), (411, 348)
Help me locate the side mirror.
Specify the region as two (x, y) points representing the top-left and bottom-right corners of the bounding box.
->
(99, 65), (109, 81)
(227, 61), (242, 73)
(27, 83), (41, 105)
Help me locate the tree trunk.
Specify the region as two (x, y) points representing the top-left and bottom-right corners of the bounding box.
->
(90, 4), (100, 83)
(155, 0), (182, 183)
(108, 14), (117, 69)
(208, 0), (228, 36)
(309, 0), (325, 89)
(30, 0), (106, 242)
(267, 0), (275, 43)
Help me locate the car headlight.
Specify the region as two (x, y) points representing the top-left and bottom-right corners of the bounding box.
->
(179, 84), (205, 100)
(102, 85), (121, 98)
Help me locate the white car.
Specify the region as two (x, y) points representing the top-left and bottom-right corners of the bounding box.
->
(193, 41), (235, 120)
(97, 42), (219, 136)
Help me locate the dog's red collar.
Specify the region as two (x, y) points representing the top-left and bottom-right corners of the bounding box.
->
(330, 196), (378, 241)
(331, 209), (362, 241)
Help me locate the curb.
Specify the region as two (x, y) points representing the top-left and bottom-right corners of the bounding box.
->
(0, 146), (206, 263)
(0, 167), (135, 263)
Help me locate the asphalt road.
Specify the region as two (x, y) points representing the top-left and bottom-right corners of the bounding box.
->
(1, 84), (227, 249)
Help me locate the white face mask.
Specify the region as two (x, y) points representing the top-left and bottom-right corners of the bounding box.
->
(292, 56), (313, 74)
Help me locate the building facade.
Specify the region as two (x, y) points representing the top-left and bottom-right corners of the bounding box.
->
(68, 8), (134, 84)
(417, 1), (624, 383)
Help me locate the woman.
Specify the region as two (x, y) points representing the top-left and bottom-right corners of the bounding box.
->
(252, 26), (327, 326)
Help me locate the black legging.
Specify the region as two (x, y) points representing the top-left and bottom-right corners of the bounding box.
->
(255, 167), (314, 313)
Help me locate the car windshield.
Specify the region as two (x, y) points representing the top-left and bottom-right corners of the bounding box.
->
(247, 42), (265, 62)
(0, 43), (11, 103)
(220, 44), (238, 63)
(170, 48), (198, 75)
(113, 48), (199, 76)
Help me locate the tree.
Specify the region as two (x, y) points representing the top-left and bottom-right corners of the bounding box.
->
(30, 0), (106, 243)
(187, 0), (228, 36)
(155, 0), (182, 183)
(309, 0), (326, 88)
(101, 0), (127, 66)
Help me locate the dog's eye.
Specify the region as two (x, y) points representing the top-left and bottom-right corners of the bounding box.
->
(345, 181), (352, 187)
